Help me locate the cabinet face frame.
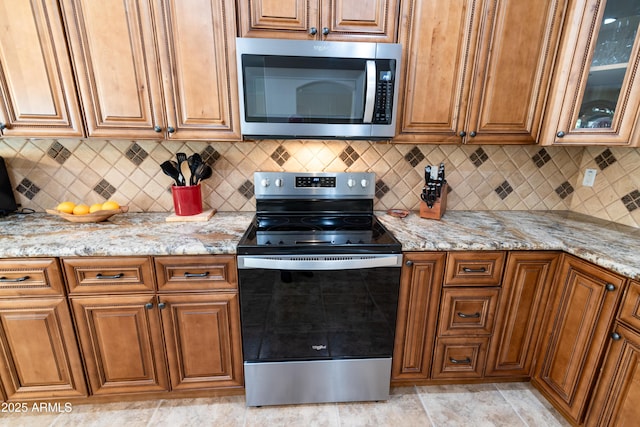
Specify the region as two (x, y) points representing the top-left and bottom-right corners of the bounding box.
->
(0, 0), (84, 137)
(541, 0), (640, 146)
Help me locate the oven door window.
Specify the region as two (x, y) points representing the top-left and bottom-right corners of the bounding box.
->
(241, 56), (367, 124)
(239, 267), (400, 362)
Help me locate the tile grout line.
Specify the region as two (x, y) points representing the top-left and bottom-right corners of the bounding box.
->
(494, 384), (531, 427)
(144, 398), (164, 427)
(413, 385), (437, 427)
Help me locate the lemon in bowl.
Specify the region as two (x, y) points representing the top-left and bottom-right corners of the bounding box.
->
(101, 200), (120, 211)
(56, 201), (76, 214)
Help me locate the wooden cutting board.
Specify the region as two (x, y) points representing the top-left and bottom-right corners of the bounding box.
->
(165, 209), (216, 222)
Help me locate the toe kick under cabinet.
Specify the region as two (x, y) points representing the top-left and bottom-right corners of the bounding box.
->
(62, 255), (243, 397)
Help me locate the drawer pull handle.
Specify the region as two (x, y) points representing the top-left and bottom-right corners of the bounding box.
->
(462, 267), (487, 273)
(0, 275), (30, 282)
(449, 357), (472, 364)
(96, 273), (124, 280)
(457, 311), (481, 319)
(184, 272), (209, 278)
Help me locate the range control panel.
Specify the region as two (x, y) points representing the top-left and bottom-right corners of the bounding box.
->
(254, 172), (375, 199)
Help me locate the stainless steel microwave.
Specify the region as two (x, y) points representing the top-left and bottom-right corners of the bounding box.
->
(235, 38), (402, 140)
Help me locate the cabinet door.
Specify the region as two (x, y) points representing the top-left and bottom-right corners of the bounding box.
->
(61, 0), (165, 138)
(391, 252), (446, 382)
(486, 251), (559, 378)
(542, 0), (640, 146)
(395, 0), (480, 143)
(238, 0), (319, 39)
(585, 324), (640, 427)
(0, 0), (83, 137)
(71, 295), (169, 395)
(0, 298), (87, 400)
(464, 0), (565, 144)
(320, 0), (400, 42)
(155, 0), (240, 140)
(160, 293), (243, 390)
(533, 254), (626, 424)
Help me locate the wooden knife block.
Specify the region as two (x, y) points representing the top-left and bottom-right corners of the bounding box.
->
(419, 183), (448, 220)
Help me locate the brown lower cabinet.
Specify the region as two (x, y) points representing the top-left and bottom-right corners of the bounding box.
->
(65, 255), (243, 396)
(532, 253), (627, 425)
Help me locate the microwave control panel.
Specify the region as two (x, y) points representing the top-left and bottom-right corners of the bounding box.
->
(373, 60), (395, 124)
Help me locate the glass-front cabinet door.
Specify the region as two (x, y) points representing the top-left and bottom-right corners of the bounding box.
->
(542, 0), (640, 146)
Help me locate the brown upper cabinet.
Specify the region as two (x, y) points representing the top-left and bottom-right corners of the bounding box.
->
(61, 0), (240, 140)
(0, 0), (84, 137)
(542, 0), (640, 146)
(395, 0), (566, 144)
(237, 0), (400, 42)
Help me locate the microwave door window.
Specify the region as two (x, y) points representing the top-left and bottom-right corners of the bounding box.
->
(242, 56), (367, 124)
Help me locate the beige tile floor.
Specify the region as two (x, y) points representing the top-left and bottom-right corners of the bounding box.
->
(0, 382), (570, 427)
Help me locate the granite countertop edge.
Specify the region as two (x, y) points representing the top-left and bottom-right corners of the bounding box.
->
(1, 210), (638, 280)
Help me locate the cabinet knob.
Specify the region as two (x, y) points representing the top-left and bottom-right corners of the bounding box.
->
(606, 283), (616, 292)
(153, 125), (162, 133)
(0, 123), (6, 130)
(322, 27), (329, 36)
(405, 260), (413, 266)
(469, 131), (477, 137)
(611, 332), (621, 341)
(556, 131), (565, 138)
(158, 302), (166, 310)
(459, 131), (467, 137)
(309, 27), (317, 35)
(145, 302), (153, 309)
(167, 126), (175, 134)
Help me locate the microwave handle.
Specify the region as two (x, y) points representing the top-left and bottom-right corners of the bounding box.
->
(363, 60), (376, 123)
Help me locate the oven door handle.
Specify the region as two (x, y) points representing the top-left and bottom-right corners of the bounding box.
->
(238, 255), (402, 270)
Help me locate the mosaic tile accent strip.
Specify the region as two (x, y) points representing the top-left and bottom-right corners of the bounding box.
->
(555, 181), (574, 199)
(202, 145), (221, 166)
(16, 178), (40, 200)
(47, 141), (71, 165)
(238, 180), (254, 199)
(404, 146), (425, 167)
(94, 179), (117, 199)
(270, 145), (290, 166)
(622, 190), (640, 212)
(340, 146), (360, 167)
(375, 179), (390, 199)
(125, 142), (148, 166)
(495, 181), (513, 200)
(594, 148), (617, 170)
(532, 148), (552, 167)
(470, 147), (489, 167)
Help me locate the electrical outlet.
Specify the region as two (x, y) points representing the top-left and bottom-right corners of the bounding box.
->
(583, 169), (597, 187)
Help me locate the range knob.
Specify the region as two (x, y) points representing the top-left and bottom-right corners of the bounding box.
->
(361, 179), (369, 188)
(347, 178), (356, 188)
(275, 178), (284, 187)
(261, 178), (270, 187)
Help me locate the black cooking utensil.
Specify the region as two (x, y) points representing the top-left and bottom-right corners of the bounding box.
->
(188, 153), (202, 186)
(198, 164), (213, 183)
(160, 160), (181, 186)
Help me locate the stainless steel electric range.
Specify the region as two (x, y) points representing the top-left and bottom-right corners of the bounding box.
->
(237, 171), (402, 406)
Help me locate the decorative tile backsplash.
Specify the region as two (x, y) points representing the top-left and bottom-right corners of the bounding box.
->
(1, 138), (638, 228)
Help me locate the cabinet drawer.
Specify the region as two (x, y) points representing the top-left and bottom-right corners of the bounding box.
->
(619, 280), (640, 331)
(444, 252), (506, 286)
(432, 337), (488, 379)
(0, 258), (65, 297)
(438, 288), (500, 336)
(155, 255), (237, 292)
(62, 257), (155, 294)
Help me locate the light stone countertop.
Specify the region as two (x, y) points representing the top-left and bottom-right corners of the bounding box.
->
(1, 210), (638, 280)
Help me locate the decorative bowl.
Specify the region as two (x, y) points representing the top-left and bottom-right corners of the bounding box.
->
(46, 206), (129, 223)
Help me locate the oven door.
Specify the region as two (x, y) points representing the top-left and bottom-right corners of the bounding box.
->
(238, 254), (402, 405)
(237, 254), (402, 363)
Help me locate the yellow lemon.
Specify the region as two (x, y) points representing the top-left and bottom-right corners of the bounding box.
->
(101, 200), (120, 211)
(72, 204), (90, 215)
(89, 203), (104, 213)
(56, 201), (76, 214)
